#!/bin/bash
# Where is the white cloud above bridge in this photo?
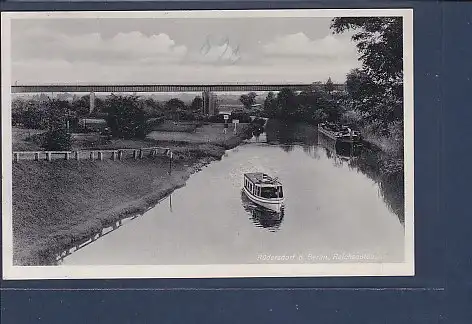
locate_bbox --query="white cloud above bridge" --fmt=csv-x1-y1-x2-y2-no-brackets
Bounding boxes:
11,17,361,85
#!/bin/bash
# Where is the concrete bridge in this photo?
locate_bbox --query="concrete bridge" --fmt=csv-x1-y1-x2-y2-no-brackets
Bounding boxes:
11,83,346,115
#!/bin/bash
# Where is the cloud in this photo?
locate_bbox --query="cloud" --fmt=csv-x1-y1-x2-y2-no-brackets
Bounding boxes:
262,32,357,59
11,27,361,84
13,29,187,64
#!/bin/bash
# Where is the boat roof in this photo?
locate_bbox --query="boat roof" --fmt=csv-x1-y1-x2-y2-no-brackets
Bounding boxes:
244,172,282,186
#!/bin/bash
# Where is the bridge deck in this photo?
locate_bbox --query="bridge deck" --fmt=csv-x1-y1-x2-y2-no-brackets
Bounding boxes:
11,83,345,93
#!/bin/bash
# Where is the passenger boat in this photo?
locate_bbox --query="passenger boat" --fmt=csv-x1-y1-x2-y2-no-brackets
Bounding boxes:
243,173,284,212
318,122,362,144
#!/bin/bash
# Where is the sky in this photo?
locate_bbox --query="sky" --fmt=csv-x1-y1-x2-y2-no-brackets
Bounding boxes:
11,17,361,85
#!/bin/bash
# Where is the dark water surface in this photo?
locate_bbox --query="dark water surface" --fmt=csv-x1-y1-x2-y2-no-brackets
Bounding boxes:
64,121,405,265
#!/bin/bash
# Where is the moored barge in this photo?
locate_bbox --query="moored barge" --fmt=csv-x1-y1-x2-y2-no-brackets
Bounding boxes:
318,122,362,144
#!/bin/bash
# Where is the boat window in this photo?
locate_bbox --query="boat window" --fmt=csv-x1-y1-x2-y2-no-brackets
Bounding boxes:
260,187,280,199
277,186,284,198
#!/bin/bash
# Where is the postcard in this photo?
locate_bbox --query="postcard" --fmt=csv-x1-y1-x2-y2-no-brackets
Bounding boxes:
1,9,414,279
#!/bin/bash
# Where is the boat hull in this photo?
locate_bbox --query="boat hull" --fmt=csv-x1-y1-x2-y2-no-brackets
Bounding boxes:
243,186,284,212
318,125,362,144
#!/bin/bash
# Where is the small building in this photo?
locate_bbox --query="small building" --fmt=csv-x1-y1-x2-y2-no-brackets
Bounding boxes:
78,118,107,132
218,110,232,116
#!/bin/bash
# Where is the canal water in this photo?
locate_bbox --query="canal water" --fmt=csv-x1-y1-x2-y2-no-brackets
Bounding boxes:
63,121,405,265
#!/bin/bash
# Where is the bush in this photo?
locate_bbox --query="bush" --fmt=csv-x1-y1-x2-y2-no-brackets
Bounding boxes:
252,117,266,127
105,95,147,139
42,129,72,151
231,112,252,123
387,120,404,155
340,110,363,127
208,114,225,123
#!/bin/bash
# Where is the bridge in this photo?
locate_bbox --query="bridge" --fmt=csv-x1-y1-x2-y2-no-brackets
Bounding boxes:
11,83,346,115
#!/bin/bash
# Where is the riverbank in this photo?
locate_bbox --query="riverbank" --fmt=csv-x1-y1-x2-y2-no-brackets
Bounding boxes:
11,123,253,265
356,130,404,223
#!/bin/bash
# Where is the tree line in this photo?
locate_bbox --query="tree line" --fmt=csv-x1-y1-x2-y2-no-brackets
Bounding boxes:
259,17,403,153
12,94,205,150
261,79,343,123
331,17,403,151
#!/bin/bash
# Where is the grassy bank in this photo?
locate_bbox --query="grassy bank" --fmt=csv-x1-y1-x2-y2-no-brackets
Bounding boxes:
11,123,253,265
12,128,45,151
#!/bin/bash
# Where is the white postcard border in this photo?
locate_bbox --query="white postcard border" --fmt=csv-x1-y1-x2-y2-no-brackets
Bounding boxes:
1,8,414,280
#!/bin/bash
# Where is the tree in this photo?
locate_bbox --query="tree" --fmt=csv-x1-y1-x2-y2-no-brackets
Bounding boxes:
331,17,403,131
324,77,335,94
263,92,277,117
239,92,257,108
331,17,403,97
42,99,72,150
190,96,203,112
105,95,147,139
346,69,377,101
71,95,91,117
276,88,298,120
140,97,163,118
165,98,187,121
12,99,48,129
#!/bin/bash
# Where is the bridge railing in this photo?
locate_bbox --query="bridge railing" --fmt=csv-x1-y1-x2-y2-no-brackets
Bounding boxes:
12,147,172,162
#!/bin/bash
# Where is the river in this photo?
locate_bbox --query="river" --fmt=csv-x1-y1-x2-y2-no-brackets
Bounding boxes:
63,120,405,265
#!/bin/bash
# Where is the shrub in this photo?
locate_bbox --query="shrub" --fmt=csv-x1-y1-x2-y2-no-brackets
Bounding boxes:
105,95,147,139
42,128,72,151
340,110,363,127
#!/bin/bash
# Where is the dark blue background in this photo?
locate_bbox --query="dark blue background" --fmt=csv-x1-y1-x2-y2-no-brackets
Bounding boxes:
1,0,470,322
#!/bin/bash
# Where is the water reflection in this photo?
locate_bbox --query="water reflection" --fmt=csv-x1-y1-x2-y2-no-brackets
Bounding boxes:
317,134,361,169
240,190,284,232
317,131,404,224
317,133,361,160
347,149,404,223
265,119,404,224
265,120,317,146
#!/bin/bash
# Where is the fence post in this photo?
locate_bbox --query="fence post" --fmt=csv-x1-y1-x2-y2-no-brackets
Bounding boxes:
118,151,123,160
112,151,116,161
65,152,69,160
98,151,102,161
75,151,80,161
47,152,51,161
133,150,137,160
139,149,143,159
34,152,39,161
90,152,94,161
14,153,19,162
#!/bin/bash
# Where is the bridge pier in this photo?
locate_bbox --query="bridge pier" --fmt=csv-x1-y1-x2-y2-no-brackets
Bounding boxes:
89,92,95,114
202,90,217,116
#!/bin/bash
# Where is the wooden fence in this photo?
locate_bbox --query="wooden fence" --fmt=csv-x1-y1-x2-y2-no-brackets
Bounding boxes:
12,147,172,162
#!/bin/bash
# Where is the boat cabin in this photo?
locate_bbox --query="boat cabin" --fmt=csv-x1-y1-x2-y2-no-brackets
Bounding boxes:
244,173,283,199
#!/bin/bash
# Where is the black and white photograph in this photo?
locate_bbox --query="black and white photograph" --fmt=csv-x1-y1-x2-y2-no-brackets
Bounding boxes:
1,9,414,279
